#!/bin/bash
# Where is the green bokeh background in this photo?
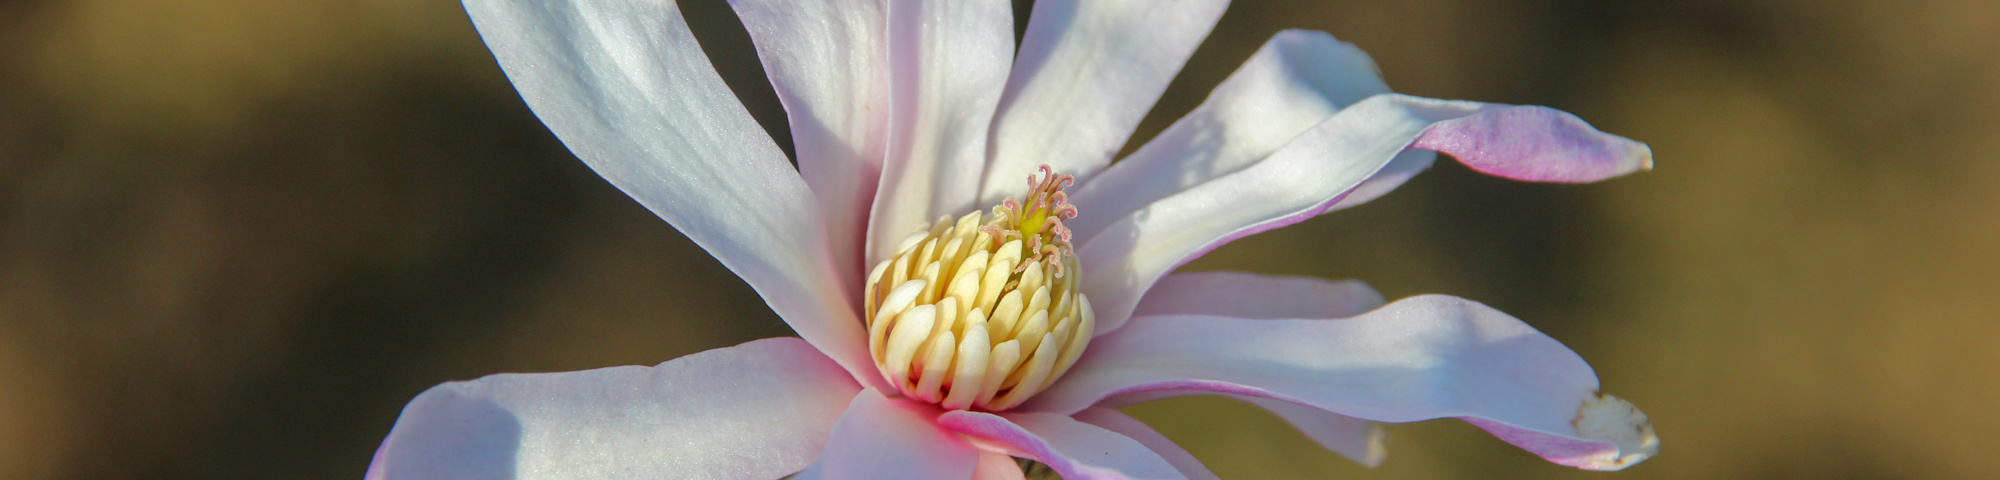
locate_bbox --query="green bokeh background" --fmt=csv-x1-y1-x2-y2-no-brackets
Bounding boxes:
3,0,1996,478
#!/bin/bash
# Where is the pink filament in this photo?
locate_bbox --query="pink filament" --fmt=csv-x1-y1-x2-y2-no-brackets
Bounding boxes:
992,165,1082,278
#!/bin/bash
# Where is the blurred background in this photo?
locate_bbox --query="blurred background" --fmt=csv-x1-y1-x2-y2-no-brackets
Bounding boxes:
2,0,1996,478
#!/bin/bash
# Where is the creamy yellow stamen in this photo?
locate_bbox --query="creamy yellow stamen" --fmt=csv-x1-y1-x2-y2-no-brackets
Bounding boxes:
863,166,1092,411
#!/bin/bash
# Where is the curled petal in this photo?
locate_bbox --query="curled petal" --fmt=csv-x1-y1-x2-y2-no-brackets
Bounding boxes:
1068,30,1390,246
367,338,860,480
1025,295,1658,471
1321,148,1435,211
463,0,879,388
1077,94,1650,335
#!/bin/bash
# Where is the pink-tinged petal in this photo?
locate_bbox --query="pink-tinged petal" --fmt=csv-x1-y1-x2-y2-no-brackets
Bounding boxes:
1069,30,1389,245
939,411,1187,480
1332,103,1654,208
1134,271,1385,320
972,452,1028,480
865,0,1014,267
1026,295,1659,471
729,0,891,292
979,0,1230,203
1077,95,1650,335
368,338,860,480
1413,106,1653,183
794,388,980,480
463,0,880,388
365,442,388,480
1122,271,1389,466
1071,408,1220,480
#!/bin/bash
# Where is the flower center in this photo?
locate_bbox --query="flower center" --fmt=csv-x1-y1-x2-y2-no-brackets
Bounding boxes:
863,166,1093,411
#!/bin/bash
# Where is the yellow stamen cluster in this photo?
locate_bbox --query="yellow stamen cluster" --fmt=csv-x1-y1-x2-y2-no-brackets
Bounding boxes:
863,167,1092,411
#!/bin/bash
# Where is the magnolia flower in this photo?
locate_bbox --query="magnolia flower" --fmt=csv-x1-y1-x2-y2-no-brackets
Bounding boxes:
367,0,1660,478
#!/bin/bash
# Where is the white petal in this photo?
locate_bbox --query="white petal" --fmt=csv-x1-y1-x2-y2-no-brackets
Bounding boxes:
1133,271,1385,320
463,0,879,386
1077,94,1648,335
866,0,1014,267
979,0,1230,203
938,411,1187,480
1322,148,1435,211
730,0,892,290
794,388,980,480
367,338,860,480
1119,271,1388,465
1071,408,1220,480
1068,30,1389,245
1024,295,1658,471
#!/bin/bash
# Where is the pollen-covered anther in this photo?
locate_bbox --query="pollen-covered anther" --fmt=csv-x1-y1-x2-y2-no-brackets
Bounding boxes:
863,166,1092,411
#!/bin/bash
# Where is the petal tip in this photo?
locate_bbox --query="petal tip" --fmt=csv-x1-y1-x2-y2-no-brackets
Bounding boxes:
1572,392,1658,471
1415,104,1656,183
1635,144,1655,172
1360,422,1390,468
1621,137,1655,173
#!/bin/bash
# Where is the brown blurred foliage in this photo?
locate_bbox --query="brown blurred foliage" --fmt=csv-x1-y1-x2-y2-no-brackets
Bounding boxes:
2,0,1997,479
